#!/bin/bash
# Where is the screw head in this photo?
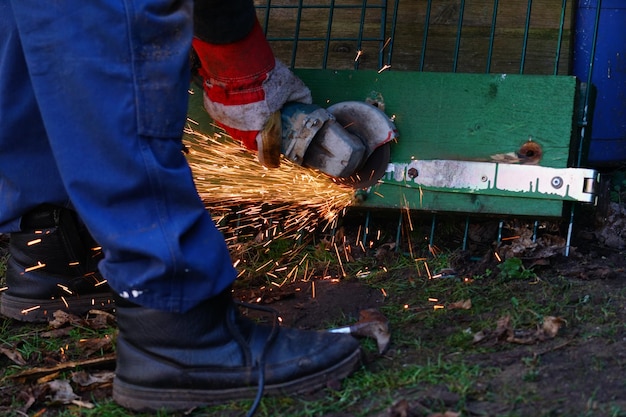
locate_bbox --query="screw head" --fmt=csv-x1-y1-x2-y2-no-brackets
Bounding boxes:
551,176,564,189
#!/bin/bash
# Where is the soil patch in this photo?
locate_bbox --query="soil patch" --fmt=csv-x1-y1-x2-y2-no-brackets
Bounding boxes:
1,203,626,416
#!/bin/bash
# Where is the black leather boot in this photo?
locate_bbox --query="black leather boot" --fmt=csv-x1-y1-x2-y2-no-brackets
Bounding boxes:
113,291,362,413
0,204,113,322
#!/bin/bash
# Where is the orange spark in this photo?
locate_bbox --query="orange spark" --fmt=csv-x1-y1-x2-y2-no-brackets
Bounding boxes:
21,305,41,314
24,262,46,273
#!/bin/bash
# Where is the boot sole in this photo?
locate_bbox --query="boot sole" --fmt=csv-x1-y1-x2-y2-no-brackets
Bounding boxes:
0,292,114,322
112,347,361,412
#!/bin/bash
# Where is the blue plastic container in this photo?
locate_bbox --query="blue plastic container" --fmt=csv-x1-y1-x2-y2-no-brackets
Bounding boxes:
573,0,626,167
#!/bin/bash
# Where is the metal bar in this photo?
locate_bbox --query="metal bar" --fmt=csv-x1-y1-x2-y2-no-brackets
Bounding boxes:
322,0,337,69
532,220,539,242
577,0,603,167
565,205,575,256
486,0,499,73
520,0,533,74
385,0,400,66
429,214,436,250
354,0,369,70
462,216,470,251
395,212,403,253
260,0,272,35
267,36,384,42
257,3,385,13
497,220,504,244
362,210,371,249
377,0,387,69
567,2,602,257
256,0,388,68
290,0,305,69
419,0,433,72
258,3,385,10
553,0,568,75
453,0,466,73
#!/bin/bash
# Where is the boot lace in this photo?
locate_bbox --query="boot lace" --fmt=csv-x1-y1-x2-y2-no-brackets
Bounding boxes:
228,300,280,417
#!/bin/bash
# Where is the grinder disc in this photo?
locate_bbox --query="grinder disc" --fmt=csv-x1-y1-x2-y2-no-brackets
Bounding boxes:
336,143,390,188
326,101,396,189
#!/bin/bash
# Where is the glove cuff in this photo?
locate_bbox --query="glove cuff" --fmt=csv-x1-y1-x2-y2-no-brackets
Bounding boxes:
192,19,274,81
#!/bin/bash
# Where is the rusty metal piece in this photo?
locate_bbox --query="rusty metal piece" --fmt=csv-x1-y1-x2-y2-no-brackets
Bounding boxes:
517,140,543,164
489,139,543,165
329,308,390,354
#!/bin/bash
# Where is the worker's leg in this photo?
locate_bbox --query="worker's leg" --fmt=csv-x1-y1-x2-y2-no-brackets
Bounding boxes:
0,2,112,321
5,0,361,411
0,2,70,229
9,0,236,313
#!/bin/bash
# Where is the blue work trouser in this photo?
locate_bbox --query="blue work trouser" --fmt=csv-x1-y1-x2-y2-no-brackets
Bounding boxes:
0,0,237,312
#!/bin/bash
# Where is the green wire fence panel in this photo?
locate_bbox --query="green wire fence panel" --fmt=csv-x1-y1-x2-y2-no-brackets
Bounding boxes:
256,0,573,75
256,0,394,70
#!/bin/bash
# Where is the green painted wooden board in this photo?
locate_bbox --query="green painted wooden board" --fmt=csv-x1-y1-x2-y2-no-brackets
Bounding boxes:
295,69,579,217
295,70,577,167
185,70,580,217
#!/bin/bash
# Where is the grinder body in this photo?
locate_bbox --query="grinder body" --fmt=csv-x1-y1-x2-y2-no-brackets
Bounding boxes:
279,101,397,188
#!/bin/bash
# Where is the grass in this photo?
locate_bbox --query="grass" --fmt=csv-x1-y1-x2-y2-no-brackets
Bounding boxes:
1,225,626,416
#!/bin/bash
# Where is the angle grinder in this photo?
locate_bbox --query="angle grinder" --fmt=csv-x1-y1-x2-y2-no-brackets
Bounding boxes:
278,101,397,189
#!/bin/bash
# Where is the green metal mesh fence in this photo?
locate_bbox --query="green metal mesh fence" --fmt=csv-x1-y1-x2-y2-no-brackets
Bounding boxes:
255,0,575,75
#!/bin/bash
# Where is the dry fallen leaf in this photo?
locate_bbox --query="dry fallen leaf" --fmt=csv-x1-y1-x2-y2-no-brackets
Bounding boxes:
351,309,391,354
78,335,114,356
541,316,566,338
387,399,409,417
48,310,84,329
472,330,488,344
46,379,80,404
495,315,513,340
0,346,27,365
87,309,116,329
475,314,565,346
72,370,115,387
40,328,73,338
46,379,95,409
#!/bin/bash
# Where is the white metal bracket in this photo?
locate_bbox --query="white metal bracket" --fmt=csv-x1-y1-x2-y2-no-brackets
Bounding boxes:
384,160,599,204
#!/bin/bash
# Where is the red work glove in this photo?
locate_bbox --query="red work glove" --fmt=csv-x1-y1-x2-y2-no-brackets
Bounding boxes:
192,19,312,167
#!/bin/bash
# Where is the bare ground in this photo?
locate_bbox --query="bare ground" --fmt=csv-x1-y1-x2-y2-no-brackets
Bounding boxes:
234,201,626,417
0,200,625,416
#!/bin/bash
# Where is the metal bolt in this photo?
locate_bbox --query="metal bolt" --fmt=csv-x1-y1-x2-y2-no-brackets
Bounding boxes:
481,175,488,182
407,167,418,179
551,176,563,189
